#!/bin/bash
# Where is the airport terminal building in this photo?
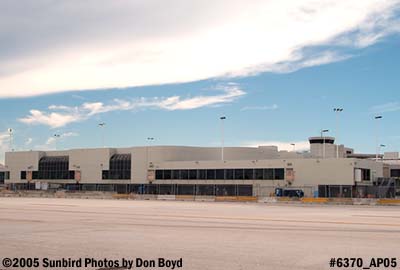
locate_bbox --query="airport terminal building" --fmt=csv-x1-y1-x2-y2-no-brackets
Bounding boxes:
2,136,399,198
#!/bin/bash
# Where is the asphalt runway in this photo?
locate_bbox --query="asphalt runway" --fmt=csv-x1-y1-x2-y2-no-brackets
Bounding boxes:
0,198,399,270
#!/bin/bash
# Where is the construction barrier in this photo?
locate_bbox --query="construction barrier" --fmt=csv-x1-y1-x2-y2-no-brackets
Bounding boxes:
301,198,329,203
377,199,400,205
112,194,130,199
215,196,239,202
175,195,195,201
194,196,215,202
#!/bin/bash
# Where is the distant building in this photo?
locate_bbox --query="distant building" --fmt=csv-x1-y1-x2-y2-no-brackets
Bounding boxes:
3,136,399,198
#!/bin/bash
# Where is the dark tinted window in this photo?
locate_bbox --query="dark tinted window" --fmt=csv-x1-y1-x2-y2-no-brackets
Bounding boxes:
109,154,131,179
244,169,254,180
198,169,206,179
234,169,244,180
37,156,71,180
172,170,180,179
163,170,172,180
216,169,225,179
225,169,234,179
255,169,263,180
156,170,163,180
391,169,400,178
21,171,27,180
189,170,197,180
180,169,189,179
274,168,285,180
264,169,274,180
207,169,216,180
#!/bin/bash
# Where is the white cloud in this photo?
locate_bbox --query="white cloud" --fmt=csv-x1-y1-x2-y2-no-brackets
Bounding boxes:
241,104,279,111
19,84,245,128
370,102,400,113
243,141,310,152
0,0,399,98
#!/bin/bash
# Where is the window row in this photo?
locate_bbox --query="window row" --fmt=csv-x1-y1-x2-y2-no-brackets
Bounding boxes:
102,170,131,180
21,170,76,180
155,168,285,180
102,154,132,180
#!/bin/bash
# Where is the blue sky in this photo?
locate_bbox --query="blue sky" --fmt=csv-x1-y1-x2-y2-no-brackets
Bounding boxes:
1,1,400,163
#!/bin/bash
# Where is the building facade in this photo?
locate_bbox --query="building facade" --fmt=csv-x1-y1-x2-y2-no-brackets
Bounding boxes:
4,136,395,198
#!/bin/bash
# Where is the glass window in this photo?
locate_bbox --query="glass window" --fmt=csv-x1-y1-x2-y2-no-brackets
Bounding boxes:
180,169,189,179
21,171,27,180
264,169,274,180
109,154,131,180
361,169,371,181
238,185,253,196
189,169,197,180
207,169,216,180
38,156,70,180
254,169,263,180
198,169,206,179
225,169,234,179
244,169,254,180
155,170,163,180
163,170,172,180
234,169,244,180
274,168,285,180
172,170,180,179
216,169,225,179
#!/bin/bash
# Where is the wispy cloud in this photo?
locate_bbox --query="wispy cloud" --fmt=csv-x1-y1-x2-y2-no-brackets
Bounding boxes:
243,140,310,152
0,1,399,98
370,102,400,113
241,104,279,111
19,84,245,128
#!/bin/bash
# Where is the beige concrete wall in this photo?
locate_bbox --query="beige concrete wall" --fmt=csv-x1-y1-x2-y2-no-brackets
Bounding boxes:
153,158,382,187
4,146,384,187
69,148,114,183
5,151,44,181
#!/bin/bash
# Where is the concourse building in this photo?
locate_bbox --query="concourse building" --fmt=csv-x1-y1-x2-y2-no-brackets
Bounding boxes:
2,136,398,198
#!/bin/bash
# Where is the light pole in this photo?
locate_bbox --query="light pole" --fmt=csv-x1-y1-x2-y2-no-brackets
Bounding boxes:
7,128,13,152
220,116,226,161
375,116,383,161
53,134,60,150
333,108,343,158
98,122,106,148
379,144,386,161
290,143,296,152
146,137,154,168
321,129,329,159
